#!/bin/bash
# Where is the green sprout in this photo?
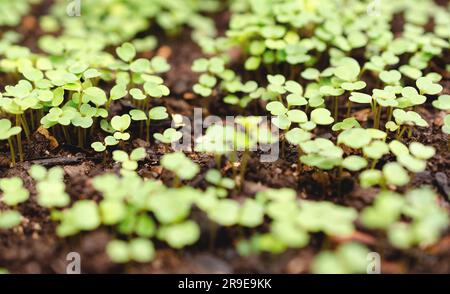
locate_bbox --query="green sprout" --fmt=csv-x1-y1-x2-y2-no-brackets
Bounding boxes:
299,138,343,170
111,114,132,141
107,238,155,263
112,147,147,175
29,165,70,208
0,177,29,206
0,210,22,229
311,242,370,274
161,152,200,186
0,118,22,165
153,128,182,145
56,200,101,237
432,94,450,110
205,169,235,190
129,106,169,142
158,220,201,249
362,187,449,249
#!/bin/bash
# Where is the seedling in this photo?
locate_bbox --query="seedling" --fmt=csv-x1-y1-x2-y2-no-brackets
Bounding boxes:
160,152,200,186
362,187,449,249
29,165,70,208
312,242,370,274
91,136,119,159
111,114,131,141
56,200,100,237
107,238,156,263
0,177,29,206
0,119,22,165
153,128,182,145
129,106,169,142
0,210,22,229
158,220,200,249
112,147,147,175
432,94,450,110
299,138,343,170
205,169,235,190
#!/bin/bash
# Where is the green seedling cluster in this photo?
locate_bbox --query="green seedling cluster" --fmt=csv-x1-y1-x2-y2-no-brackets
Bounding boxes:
0,0,449,274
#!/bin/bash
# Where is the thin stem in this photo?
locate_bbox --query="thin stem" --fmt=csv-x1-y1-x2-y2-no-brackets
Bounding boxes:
62,126,71,144
333,97,339,121
387,107,393,123
8,138,16,166
215,154,222,169
20,114,30,140
30,111,35,131
346,100,352,118
15,115,24,162
146,119,151,143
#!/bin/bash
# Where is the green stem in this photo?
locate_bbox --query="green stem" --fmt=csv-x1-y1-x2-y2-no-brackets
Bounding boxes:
215,154,222,169
8,138,16,166
20,114,30,140
387,107,393,123
146,119,151,143
62,126,71,145
15,115,24,161
346,100,352,118
407,126,412,138
333,97,339,121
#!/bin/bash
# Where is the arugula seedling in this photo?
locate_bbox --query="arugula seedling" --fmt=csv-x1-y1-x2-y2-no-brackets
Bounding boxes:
205,169,235,190
153,128,182,145
161,152,200,186
112,147,146,175
0,210,22,229
109,114,131,141
129,106,169,142
29,165,70,208
0,177,29,206
157,220,200,249
432,94,450,110
0,119,22,165
56,200,101,237
312,242,370,274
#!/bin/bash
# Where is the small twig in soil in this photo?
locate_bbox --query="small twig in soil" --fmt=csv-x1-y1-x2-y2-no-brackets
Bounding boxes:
27,156,86,167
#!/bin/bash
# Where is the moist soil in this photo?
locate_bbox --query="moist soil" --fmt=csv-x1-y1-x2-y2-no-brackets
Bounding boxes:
0,2,449,274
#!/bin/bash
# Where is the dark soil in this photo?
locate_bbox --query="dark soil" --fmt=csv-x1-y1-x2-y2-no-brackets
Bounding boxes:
0,2,449,274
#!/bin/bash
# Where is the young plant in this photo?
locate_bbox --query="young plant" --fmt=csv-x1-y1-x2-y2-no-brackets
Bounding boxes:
107,238,155,264
311,242,370,274
0,177,29,206
0,119,22,165
55,200,101,237
0,210,22,229
28,165,70,208
112,147,147,176
160,152,200,186
129,106,169,142
153,127,182,147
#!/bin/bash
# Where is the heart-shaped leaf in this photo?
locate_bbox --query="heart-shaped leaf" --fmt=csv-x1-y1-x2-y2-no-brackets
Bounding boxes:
116,43,136,62
310,108,334,125
149,106,168,120
266,101,287,116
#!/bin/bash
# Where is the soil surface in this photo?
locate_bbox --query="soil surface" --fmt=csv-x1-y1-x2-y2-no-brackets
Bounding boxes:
0,1,449,274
